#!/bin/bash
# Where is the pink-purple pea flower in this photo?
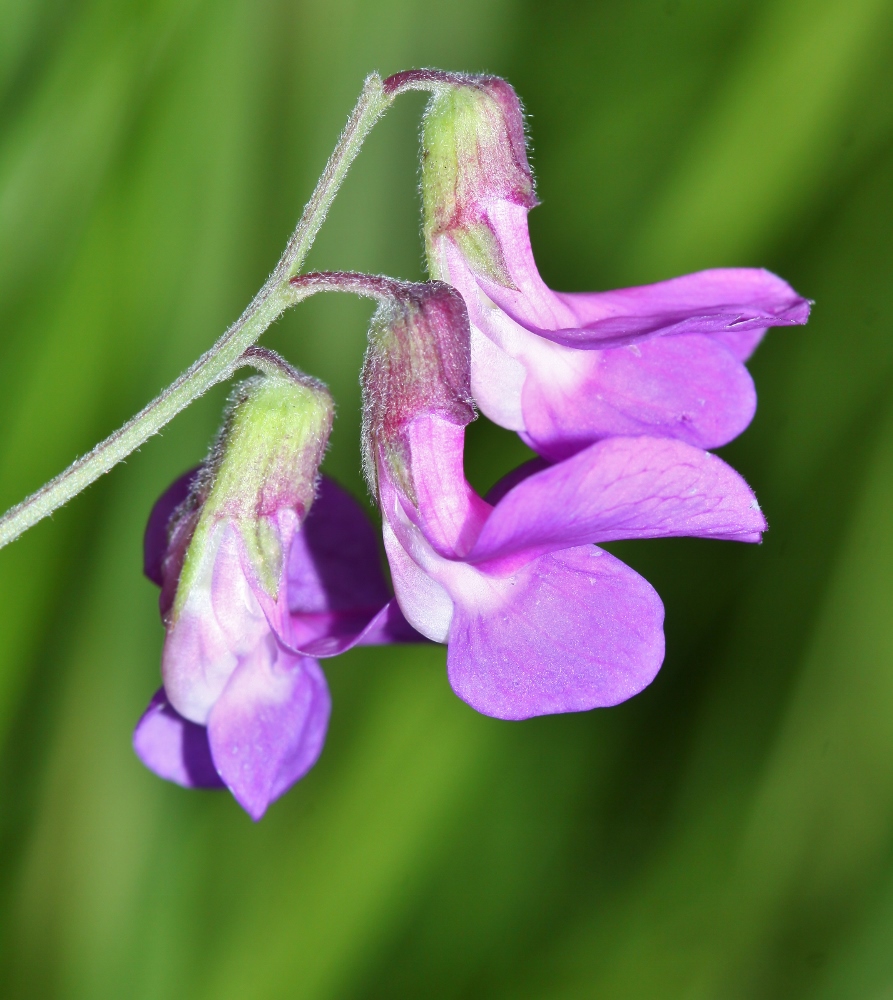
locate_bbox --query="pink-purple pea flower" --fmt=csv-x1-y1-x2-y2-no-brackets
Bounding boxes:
353,275,767,719
134,357,417,819
397,70,811,461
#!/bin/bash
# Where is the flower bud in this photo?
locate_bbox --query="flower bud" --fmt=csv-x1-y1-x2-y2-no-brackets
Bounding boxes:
421,75,537,286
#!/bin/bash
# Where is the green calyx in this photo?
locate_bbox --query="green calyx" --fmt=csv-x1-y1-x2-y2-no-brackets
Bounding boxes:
451,222,515,287
205,372,333,521
174,369,334,614
420,79,535,286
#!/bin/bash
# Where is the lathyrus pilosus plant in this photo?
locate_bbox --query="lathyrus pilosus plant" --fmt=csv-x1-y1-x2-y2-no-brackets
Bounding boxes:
0,69,810,818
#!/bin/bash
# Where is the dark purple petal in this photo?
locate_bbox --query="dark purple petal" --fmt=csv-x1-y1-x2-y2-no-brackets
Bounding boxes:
447,546,665,719
143,468,199,586
287,476,390,613
207,636,330,820
521,332,757,458
132,688,225,789
470,436,766,565
486,266,811,350
275,477,427,654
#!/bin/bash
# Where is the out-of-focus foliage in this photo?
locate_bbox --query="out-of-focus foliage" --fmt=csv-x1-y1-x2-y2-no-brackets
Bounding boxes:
1,0,893,996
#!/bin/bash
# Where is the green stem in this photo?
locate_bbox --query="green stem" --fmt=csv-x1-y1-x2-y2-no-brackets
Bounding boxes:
0,72,392,551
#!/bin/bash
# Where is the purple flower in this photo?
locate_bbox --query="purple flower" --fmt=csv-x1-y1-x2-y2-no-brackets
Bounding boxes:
405,71,811,460
359,277,767,719
134,358,417,819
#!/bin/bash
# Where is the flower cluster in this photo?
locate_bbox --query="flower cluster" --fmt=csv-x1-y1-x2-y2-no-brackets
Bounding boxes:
134,72,809,817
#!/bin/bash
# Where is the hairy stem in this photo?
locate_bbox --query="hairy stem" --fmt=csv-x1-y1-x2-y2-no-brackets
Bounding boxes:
0,73,392,550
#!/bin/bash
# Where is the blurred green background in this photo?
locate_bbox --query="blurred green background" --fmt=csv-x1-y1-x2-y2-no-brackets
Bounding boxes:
2,0,893,996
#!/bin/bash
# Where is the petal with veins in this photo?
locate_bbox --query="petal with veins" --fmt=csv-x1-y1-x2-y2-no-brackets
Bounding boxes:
519,333,757,459
471,436,766,565
447,545,665,720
